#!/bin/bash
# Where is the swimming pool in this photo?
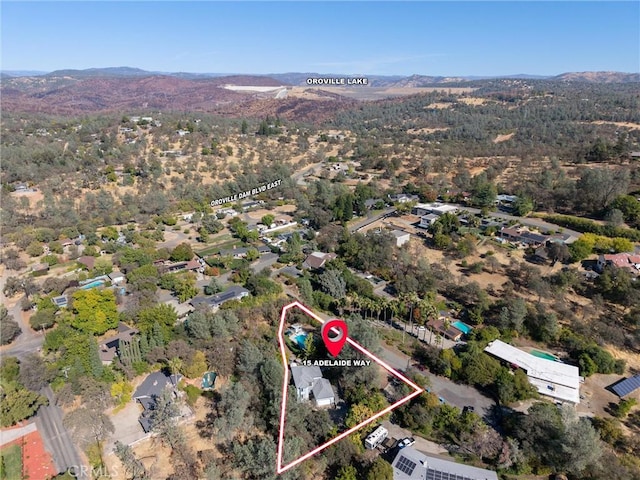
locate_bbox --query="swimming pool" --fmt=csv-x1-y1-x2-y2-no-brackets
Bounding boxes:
531,349,559,362
80,280,105,290
452,320,472,335
292,333,308,349
201,371,217,389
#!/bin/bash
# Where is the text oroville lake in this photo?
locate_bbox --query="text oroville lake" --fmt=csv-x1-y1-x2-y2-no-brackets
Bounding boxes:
301,359,372,367
210,179,283,207
306,77,369,85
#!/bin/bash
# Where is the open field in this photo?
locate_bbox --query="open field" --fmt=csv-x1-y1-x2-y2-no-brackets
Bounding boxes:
0,444,22,480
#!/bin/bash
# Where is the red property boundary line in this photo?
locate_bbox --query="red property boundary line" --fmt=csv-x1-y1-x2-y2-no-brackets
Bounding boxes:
276,301,424,474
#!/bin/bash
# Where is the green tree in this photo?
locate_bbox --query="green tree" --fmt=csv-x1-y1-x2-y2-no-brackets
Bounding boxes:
0,383,47,427
261,214,275,227
335,465,358,480
25,241,44,257
0,306,21,345
136,304,177,341
204,277,222,295
366,457,393,480
513,196,534,216
170,242,194,261
71,289,118,335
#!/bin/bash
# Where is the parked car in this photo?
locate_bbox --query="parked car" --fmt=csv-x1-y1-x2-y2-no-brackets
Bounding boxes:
397,437,415,449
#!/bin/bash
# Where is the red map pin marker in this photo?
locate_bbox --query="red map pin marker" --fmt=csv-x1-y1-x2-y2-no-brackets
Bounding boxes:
321,319,348,357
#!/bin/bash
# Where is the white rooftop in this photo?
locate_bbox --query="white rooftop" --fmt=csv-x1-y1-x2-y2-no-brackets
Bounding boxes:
415,202,458,215
484,340,580,403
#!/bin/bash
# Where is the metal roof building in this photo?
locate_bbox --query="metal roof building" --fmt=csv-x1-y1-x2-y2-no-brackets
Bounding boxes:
392,447,498,480
484,340,581,403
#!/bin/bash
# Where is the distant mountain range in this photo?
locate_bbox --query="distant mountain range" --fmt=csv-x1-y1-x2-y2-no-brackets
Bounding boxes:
1,67,638,121
2,67,639,85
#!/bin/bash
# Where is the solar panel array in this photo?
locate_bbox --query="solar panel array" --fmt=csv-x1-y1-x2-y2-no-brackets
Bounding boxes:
426,469,474,480
396,456,417,476
612,375,640,397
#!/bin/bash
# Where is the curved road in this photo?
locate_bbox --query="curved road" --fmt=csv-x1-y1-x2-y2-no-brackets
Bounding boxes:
0,269,45,360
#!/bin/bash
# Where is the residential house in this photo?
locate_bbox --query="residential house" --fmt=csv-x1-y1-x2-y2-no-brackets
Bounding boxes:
98,322,139,365
390,230,410,247
189,286,250,310
499,227,547,247
413,202,458,217
597,253,640,275
312,378,336,407
291,365,322,402
61,239,75,250
388,193,419,204
219,247,250,259
156,259,201,274
290,364,336,407
392,447,498,480
495,194,518,206
427,317,463,342
51,295,68,308
133,371,182,433
31,263,49,275
364,198,384,210
77,256,96,270
520,231,548,246
108,272,126,285
548,232,579,245
485,339,581,404
241,200,264,211
302,252,337,270
418,213,439,229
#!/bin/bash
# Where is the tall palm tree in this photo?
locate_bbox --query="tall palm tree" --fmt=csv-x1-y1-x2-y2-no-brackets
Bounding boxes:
388,298,400,327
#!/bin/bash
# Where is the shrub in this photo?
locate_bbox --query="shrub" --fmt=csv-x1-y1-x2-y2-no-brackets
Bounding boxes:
183,384,202,406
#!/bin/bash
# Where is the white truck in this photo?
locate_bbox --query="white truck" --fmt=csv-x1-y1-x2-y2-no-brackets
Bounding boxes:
364,426,388,450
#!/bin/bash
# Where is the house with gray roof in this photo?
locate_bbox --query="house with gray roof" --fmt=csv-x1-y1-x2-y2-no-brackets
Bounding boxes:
392,447,498,480
290,364,335,407
133,371,182,433
189,285,250,310
311,378,336,407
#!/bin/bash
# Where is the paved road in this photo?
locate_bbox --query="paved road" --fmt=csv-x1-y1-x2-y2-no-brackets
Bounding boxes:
36,386,84,476
0,268,45,359
0,422,37,447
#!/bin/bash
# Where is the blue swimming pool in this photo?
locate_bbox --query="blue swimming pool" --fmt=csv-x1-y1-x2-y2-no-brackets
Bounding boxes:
293,333,308,348
80,280,105,290
531,349,559,362
452,320,472,335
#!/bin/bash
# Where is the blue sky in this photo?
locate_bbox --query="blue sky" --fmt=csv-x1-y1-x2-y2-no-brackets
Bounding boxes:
2,2,639,76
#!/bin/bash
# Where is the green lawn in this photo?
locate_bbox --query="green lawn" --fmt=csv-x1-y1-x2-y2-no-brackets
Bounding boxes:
0,444,22,480
197,239,245,257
